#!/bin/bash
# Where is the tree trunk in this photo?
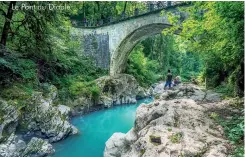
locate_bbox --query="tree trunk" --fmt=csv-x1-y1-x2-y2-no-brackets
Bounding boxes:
0,1,16,47
83,2,85,18
122,1,127,14
96,1,101,19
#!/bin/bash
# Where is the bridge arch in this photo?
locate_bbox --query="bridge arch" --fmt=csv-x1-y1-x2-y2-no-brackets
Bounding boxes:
110,23,172,75
71,4,187,76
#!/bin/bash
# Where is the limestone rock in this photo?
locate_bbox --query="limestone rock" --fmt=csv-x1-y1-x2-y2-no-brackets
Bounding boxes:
0,134,55,157
104,129,137,157
70,97,94,116
104,133,126,157
21,91,78,142
22,137,55,157
0,100,19,142
205,90,221,102
0,134,26,157
153,82,165,95
153,83,221,103
58,105,71,118
96,74,139,107
70,74,153,115
136,86,152,99
100,96,113,108
104,99,228,157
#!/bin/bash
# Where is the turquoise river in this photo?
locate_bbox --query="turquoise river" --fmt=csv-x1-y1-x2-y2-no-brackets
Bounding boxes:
52,98,153,157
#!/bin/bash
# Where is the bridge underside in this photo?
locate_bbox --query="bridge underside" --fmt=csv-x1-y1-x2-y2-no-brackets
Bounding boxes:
74,5,187,76
110,23,172,76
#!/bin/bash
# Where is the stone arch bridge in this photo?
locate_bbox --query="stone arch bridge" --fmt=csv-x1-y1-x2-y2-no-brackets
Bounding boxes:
71,3,188,76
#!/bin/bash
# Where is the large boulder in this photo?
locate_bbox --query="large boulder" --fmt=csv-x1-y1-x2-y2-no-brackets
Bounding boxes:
104,129,137,157
22,137,55,157
104,99,228,157
96,74,139,106
69,97,94,116
153,83,221,103
0,134,54,157
153,82,165,95
20,86,78,142
69,74,153,115
136,87,153,99
0,134,26,157
0,100,19,142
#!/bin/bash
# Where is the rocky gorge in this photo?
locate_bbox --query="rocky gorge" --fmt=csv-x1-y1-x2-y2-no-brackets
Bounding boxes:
0,74,241,157
104,83,242,157
0,74,152,157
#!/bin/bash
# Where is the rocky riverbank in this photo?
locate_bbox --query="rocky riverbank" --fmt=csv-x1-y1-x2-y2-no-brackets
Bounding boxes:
69,74,153,116
0,85,78,157
104,83,240,157
0,74,152,157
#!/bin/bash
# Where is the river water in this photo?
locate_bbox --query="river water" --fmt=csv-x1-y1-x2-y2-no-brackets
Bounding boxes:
52,98,153,157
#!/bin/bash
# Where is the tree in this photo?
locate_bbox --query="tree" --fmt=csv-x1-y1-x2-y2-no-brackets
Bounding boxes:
164,2,244,96
0,1,16,47
122,1,127,15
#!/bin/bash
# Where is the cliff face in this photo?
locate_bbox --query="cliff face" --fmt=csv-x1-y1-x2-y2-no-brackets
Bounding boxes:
0,85,78,157
104,84,233,157
96,74,153,107
70,74,153,116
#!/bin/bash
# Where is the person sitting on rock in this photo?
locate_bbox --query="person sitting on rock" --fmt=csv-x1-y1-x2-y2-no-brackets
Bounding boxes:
164,69,173,90
173,76,181,86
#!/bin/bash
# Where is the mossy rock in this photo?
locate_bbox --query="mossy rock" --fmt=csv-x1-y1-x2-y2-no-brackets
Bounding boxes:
102,79,116,94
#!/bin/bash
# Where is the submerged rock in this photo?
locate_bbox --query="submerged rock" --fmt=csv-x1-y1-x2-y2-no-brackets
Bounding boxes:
104,98,228,157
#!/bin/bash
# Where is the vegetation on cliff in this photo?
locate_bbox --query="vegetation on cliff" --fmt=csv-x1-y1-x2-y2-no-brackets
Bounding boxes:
0,2,243,156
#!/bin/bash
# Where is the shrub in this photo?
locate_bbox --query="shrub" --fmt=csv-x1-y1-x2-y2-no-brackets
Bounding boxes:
69,80,101,99
168,132,183,143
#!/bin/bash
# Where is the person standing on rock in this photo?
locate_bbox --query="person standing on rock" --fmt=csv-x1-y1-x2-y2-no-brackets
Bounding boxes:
164,69,173,90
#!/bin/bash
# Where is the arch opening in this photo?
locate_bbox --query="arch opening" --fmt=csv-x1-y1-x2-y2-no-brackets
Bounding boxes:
109,23,173,76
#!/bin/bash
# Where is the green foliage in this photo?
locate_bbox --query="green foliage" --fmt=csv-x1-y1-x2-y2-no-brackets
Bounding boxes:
229,147,244,157
0,2,107,102
209,112,218,120
72,1,148,25
214,84,234,98
1,84,33,101
164,2,244,96
69,81,100,100
210,101,244,157
219,113,244,144
140,149,145,156
0,52,37,84
168,132,183,143
126,44,160,87
126,34,202,86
